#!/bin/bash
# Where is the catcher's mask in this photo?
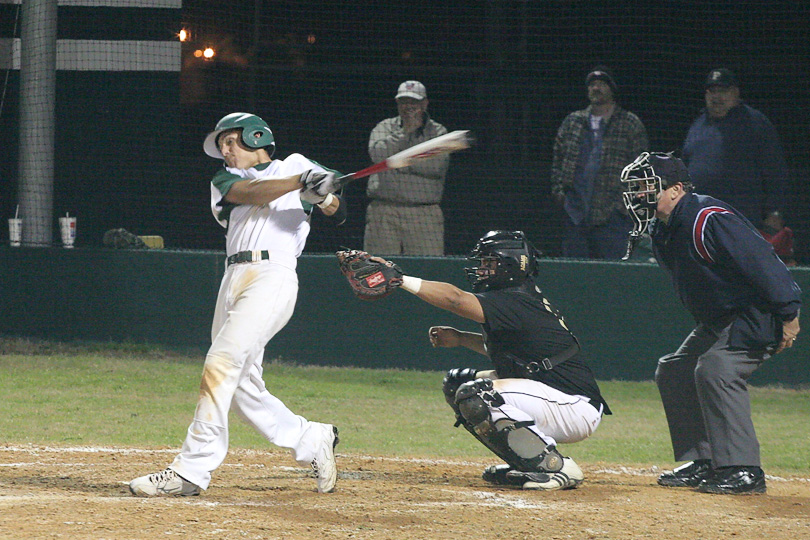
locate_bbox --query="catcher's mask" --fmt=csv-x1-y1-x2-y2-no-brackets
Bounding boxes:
620,152,692,243
203,112,276,159
465,230,541,292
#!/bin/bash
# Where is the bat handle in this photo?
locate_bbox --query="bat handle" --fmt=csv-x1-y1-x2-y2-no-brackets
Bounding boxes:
334,173,355,191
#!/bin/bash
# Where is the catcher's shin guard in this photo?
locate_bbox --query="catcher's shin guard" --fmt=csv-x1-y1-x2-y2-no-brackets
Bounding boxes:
455,379,563,473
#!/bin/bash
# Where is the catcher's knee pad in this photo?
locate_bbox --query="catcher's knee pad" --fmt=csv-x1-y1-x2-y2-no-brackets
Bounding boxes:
455,379,563,473
455,378,504,436
442,367,478,410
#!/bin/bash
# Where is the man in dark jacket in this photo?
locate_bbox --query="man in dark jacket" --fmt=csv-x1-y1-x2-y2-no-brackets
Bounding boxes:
621,152,801,495
682,68,788,227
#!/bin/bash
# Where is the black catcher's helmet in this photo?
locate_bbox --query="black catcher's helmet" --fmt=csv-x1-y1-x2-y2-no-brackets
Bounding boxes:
465,230,541,292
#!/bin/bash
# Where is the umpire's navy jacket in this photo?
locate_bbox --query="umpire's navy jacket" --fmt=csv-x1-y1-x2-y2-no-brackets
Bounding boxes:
650,192,801,351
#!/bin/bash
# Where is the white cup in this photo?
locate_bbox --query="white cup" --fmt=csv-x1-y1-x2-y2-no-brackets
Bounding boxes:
8,218,21,247
59,216,77,248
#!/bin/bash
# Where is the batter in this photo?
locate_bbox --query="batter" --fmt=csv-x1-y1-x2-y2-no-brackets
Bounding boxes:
130,112,344,496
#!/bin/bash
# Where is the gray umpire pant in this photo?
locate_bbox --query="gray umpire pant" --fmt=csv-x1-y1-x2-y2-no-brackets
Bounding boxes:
655,319,768,468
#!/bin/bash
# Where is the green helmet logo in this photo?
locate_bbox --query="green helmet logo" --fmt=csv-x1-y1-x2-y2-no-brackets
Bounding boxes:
203,112,275,159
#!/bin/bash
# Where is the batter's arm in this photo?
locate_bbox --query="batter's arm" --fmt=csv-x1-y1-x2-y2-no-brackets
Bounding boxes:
224,174,303,205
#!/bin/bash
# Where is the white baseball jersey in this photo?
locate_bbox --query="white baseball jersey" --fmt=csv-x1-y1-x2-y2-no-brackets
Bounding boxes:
210,153,326,260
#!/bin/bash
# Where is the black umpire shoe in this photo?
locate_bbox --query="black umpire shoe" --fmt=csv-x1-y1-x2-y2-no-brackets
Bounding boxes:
697,466,766,495
657,459,713,487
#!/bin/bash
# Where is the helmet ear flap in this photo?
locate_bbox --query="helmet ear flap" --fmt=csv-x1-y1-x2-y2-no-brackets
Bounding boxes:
242,127,275,157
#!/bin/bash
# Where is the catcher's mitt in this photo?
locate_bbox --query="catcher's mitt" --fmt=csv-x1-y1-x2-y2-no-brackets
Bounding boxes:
336,249,404,301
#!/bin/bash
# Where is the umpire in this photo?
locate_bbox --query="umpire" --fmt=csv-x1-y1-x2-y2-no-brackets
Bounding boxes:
620,152,801,494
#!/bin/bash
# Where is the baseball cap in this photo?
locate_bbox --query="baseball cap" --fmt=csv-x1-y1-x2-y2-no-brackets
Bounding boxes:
705,68,739,89
396,80,427,100
649,153,692,189
586,65,618,93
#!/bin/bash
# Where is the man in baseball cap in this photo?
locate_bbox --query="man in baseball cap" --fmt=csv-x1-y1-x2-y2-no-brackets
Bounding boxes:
364,80,450,256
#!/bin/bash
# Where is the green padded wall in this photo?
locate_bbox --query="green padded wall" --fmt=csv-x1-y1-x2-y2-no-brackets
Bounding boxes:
1,247,807,385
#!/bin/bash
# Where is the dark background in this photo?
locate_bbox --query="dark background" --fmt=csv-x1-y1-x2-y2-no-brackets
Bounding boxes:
1,0,808,259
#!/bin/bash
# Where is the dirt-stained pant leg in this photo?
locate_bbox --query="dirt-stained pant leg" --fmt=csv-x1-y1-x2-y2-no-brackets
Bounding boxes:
170,261,316,490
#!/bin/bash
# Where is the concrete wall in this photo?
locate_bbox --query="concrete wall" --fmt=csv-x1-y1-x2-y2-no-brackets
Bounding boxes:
1,247,807,385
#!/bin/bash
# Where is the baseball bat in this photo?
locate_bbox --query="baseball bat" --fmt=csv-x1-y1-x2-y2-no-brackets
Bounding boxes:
334,130,474,189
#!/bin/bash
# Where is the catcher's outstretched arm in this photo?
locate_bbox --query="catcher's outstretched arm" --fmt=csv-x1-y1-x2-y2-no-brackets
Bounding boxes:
403,279,485,323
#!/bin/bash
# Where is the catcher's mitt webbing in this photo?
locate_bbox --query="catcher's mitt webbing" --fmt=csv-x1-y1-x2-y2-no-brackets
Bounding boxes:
336,249,404,301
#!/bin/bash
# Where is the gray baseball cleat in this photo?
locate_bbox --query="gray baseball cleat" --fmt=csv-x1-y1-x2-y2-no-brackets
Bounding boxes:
308,423,339,493
129,468,201,497
506,457,584,491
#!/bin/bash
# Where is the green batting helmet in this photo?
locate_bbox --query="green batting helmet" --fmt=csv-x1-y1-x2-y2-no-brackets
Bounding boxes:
203,112,275,159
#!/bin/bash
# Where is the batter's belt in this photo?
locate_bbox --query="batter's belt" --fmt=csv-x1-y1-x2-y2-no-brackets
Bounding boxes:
227,250,271,266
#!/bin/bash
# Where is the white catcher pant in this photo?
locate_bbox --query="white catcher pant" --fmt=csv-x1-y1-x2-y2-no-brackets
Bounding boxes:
170,260,325,490
491,378,602,447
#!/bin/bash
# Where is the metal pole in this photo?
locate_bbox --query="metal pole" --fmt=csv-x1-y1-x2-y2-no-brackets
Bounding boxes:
19,0,57,247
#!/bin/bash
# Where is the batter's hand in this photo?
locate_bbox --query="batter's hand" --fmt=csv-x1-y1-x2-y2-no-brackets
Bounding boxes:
299,186,326,205
300,169,338,197
428,326,462,348
775,316,800,354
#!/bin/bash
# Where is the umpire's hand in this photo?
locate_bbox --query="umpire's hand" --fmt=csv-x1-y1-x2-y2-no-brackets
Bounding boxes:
776,316,800,354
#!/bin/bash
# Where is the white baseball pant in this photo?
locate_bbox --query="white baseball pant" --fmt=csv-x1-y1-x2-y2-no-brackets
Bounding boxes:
170,260,325,490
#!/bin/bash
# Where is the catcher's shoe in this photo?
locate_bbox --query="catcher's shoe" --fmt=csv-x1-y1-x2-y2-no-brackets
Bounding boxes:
129,468,200,497
482,464,523,486
507,457,584,491
306,423,339,493
657,459,713,488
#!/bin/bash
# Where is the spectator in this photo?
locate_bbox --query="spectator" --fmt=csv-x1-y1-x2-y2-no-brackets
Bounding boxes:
365,80,450,256
682,68,788,226
759,210,796,266
550,65,649,259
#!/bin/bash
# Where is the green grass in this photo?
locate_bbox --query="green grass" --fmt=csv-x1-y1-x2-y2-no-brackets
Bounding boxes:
1,339,808,475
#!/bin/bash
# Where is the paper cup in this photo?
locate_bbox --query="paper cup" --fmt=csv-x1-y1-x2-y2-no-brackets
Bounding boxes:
8,218,21,247
59,216,77,248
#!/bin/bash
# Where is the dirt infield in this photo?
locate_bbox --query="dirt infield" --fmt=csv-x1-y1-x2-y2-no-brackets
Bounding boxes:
1,446,808,540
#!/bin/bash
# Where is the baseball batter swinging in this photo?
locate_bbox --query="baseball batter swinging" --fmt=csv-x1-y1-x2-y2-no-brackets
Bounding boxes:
339,231,611,490
130,112,344,496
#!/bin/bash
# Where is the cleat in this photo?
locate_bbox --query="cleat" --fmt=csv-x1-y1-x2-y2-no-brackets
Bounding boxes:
508,457,584,491
129,468,200,497
309,423,339,493
657,459,713,488
482,464,522,486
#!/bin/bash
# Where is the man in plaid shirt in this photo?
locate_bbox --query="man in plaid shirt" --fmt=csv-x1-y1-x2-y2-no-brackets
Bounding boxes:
551,66,648,259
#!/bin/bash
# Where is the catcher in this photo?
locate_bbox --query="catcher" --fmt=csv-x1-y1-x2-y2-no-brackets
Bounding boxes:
336,231,611,490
